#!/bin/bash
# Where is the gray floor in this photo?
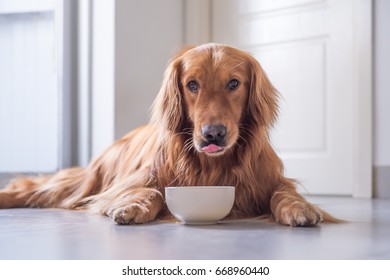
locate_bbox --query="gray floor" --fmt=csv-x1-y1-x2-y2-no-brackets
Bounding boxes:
0,196,389,260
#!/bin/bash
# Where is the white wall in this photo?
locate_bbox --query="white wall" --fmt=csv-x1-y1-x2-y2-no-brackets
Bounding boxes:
90,0,184,158
374,0,390,167
115,0,184,139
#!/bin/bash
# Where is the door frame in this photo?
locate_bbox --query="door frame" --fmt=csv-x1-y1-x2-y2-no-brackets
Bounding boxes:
351,0,372,198
57,0,79,169
185,0,372,198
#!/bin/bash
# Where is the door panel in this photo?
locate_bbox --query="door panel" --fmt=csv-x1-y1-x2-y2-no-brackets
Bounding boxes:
212,0,365,195
0,1,59,173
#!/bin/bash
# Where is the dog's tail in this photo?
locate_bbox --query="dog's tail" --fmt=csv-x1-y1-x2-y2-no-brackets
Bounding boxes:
0,167,96,209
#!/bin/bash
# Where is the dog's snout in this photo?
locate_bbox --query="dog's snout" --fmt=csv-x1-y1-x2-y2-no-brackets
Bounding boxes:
201,125,226,143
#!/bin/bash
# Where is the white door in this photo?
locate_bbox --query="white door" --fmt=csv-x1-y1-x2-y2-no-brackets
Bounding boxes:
212,0,372,197
0,0,71,181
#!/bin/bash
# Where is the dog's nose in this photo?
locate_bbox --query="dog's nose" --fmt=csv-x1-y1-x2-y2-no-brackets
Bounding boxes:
201,125,226,143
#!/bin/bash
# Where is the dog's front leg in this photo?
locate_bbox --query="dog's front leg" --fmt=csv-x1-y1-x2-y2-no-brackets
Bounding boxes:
86,169,164,225
105,188,164,225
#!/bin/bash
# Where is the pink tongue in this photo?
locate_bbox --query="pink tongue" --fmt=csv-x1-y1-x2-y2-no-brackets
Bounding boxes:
202,144,223,153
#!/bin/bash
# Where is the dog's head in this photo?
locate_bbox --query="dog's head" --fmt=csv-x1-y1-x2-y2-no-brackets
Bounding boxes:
152,43,278,157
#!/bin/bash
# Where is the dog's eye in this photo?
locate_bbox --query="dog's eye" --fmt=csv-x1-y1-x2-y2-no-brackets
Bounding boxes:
187,80,199,93
227,79,240,91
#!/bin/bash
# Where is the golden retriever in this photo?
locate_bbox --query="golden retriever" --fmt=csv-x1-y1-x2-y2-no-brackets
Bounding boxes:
0,43,337,226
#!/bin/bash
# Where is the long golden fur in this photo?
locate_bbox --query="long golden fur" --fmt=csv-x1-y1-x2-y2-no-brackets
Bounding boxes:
0,44,337,226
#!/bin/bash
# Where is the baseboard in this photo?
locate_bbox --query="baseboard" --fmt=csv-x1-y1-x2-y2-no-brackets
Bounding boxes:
0,173,14,189
373,166,390,199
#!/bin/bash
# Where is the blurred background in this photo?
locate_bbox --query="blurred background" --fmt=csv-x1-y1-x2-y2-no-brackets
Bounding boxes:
0,0,388,199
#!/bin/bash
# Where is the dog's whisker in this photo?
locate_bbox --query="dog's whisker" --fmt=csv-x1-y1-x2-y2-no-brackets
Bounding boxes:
174,131,192,137
183,139,195,154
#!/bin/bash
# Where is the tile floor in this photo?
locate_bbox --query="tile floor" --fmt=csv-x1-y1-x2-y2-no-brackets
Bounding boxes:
0,196,389,259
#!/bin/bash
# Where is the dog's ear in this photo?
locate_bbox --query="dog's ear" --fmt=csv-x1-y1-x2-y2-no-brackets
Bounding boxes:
246,54,279,129
151,46,195,133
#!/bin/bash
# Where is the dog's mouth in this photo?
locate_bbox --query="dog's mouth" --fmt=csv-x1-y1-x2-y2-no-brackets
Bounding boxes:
192,124,238,156
201,143,224,154
197,140,230,156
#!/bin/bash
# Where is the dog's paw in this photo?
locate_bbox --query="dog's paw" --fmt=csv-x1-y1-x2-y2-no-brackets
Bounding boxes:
108,202,155,224
274,200,323,227
106,190,163,225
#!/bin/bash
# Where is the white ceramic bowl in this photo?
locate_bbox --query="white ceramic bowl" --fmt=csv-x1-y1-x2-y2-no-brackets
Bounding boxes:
165,186,235,225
